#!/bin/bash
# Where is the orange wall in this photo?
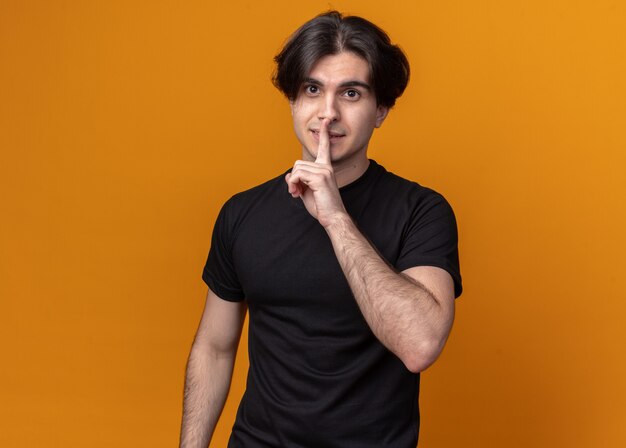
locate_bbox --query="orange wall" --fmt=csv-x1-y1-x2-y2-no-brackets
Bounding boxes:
1,1,625,447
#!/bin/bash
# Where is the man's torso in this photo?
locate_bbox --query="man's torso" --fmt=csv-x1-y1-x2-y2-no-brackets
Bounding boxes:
203,160,461,447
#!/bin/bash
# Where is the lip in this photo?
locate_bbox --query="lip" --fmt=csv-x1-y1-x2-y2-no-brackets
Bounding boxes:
310,129,346,141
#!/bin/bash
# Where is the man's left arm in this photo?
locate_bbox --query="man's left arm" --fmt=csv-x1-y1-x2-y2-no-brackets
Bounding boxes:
324,214,455,373
286,118,455,373
287,171,456,373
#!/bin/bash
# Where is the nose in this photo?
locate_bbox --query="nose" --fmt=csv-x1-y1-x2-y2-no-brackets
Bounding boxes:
318,95,340,123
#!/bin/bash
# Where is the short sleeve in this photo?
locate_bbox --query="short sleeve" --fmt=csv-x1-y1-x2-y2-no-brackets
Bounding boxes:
202,198,246,302
395,191,463,298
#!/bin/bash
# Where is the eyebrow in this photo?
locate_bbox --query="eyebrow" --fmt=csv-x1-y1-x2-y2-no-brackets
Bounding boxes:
304,77,372,91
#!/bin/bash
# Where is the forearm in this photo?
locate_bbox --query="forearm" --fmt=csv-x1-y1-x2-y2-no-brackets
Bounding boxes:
180,343,235,448
325,214,453,373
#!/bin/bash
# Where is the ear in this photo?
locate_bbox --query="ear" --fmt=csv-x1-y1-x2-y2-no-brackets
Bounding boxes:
375,105,389,128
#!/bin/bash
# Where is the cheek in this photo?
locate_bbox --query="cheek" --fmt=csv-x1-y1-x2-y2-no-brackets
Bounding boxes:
290,107,306,130
292,113,310,132
352,112,377,133
291,99,315,118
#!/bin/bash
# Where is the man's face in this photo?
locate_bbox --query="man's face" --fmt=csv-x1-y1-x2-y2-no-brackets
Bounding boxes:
290,52,388,167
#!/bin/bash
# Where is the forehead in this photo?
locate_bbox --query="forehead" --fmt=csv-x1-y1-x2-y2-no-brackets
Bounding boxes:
307,52,371,84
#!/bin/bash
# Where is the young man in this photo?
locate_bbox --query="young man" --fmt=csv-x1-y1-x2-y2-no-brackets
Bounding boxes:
180,11,462,448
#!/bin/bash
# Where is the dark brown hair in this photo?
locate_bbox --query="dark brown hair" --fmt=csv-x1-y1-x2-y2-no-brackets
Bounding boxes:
273,11,410,108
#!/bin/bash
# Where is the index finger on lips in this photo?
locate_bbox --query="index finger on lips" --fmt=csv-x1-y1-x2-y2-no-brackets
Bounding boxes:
315,118,331,165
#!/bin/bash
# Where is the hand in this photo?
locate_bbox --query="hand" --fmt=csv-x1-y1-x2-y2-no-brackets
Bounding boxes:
285,119,348,227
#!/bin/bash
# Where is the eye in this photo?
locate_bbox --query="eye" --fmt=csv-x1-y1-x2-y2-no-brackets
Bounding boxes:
304,84,319,95
343,89,361,100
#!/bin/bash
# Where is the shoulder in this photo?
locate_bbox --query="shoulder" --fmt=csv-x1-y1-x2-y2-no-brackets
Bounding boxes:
372,163,462,297
213,170,292,236
222,170,289,212
372,160,453,213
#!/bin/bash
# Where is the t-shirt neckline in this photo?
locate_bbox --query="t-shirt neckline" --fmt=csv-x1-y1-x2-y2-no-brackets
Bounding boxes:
339,159,380,193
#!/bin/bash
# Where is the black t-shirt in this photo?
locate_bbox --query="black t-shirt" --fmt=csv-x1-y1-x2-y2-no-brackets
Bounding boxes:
203,160,462,447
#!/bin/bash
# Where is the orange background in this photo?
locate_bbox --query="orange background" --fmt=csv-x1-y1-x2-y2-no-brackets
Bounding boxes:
1,1,625,447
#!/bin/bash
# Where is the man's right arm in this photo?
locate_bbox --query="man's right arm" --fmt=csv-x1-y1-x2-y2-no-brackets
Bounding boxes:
179,289,247,448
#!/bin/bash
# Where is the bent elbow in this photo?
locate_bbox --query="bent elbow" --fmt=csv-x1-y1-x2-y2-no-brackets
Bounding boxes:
403,354,436,374
402,339,445,374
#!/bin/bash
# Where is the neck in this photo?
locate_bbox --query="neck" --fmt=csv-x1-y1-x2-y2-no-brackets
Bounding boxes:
332,157,370,188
